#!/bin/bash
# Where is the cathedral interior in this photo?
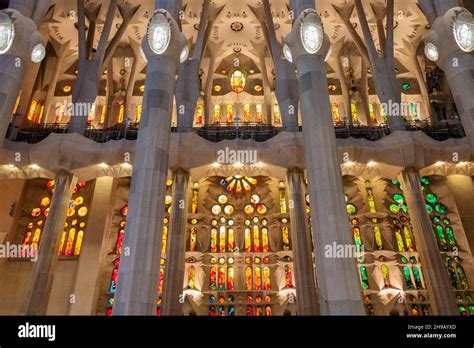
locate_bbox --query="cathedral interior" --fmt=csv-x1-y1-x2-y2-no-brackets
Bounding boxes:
0,0,473,317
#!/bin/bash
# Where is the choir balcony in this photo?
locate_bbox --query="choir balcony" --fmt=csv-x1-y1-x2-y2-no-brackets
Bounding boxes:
5,119,466,144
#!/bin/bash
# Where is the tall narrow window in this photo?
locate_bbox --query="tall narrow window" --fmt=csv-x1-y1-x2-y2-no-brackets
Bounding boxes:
118,103,125,124
244,228,251,253
28,100,38,121
209,267,217,290
332,103,340,122
218,267,226,290
262,228,269,253
214,105,221,123
369,103,376,124
210,228,217,253
256,104,263,123
219,226,226,253
189,227,197,252
285,265,293,288
243,104,251,123
381,264,391,288
263,266,271,290
254,267,262,290
227,267,235,290
253,225,260,252
273,104,281,124
136,104,142,123
351,103,358,123
364,180,377,213
187,266,195,289
195,104,204,125
245,266,253,290
226,104,233,123
228,228,235,252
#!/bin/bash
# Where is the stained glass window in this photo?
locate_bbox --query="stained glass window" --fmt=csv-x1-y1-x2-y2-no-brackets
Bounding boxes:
226,104,233,123
118,103,125,124
351,103,358,123
189,227,197,252
332,103,340,122
273,104,281,124
256,104,263,123
359,266,369,290
214,105,221,123
285,265,293,288
381,264,391,288
195,104,204,125
243,104,251,123
136,104,142,123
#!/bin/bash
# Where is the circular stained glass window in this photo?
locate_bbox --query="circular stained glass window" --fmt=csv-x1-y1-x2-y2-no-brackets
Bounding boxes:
67,207,75,217
351,218,359,226
253,217,259,224
211,219,218,226
75,197,84,206
191,219,197,225
44,208,49,217
306,194,310,204
346,204,357,215
218,195,228,205
37,220,43,226
261,219,268,226
400,256,408,263
435,203,447,214
265,295,272,303
255,295,262,303
71,219,78,226
209,295,216,304
31,208,41,217
245,257,252,264
27,222,34,229
426,194,437,204
165,195,172,205
393,194,404,204
210,257,217,264
246,295,253,302
257,204,267,215
228,257,234,265
391,179,399,185
121,206,128,216
46,180,55,188
282,218,288,224
244,205,255,215
254,257,261,264
78,207,88,217
218,257,226,265
40,197,50,207
219,217,226,224
443,218,450,225
263,256,270,264
224,205,234,215
80,222,86,228
401,205,408,214
211,205,222,215
420,177,430,185
433,216,440,223
245,219,251,226
251,194,260,204
425,204,433,214
371,218,377,224
389,204,400,213
228,219,234,226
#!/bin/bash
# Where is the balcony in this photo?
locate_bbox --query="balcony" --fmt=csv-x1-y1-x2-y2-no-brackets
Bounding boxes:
5,120,466,144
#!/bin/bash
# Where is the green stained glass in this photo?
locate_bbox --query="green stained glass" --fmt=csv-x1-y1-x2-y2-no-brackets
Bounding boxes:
435,203,447,214
402,204,408,214
435,224,448,251
447,265,459,289
360,266,369,290
391,179,399,185
374,226,383,250
394,227,405,252
390,204,400,213
403,266,414,290
443,218,450,225
422,305,430,316
420,177,430,185
456,266,469,290
381,264,391,287
433,215,441,223
347,203,356,215
409,256,417,264
425,204,433,213
468,306,474,315
426,193,437,204
400,256,408,263
393,194,404,204
412,266,423,289
353,227,363,251
459,306,467,315
445,227,457,249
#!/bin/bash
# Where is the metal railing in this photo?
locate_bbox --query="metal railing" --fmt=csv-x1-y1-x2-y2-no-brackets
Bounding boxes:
5,120,466,144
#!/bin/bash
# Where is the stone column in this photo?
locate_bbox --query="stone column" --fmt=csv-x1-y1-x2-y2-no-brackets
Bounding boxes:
287,168,319,315
24,170,78,315
113,6,186,315
285,9,364,315
68,177,115,315
399,168,458,315
422,6,474,144
0,4,48,140
161,169,190,315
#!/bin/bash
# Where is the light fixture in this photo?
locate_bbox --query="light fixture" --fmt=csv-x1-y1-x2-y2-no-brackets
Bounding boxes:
254,84,263,92
453,12,474,52
344,161,354,166
213,84,222,92
328,83,336,91
99,162,109,168
31,43,46,63
212,162,220,168
139,85,145,92
367,161,376,167
30,164,40,169
63,85,71,93
0,12,14,55
256,162,264,167
424,42,439,61
147,11,171,55
234,162,243,168
435,161,444,166
180,44,189,63
300,14,324,54
249,69,255,74
283,44,293,62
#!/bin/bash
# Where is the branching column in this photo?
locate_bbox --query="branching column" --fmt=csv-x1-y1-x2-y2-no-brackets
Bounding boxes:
399,168,458,315
285,8,364,315
287,168,319,315
161,169,190,315
113,5,186,315
24,170,78,315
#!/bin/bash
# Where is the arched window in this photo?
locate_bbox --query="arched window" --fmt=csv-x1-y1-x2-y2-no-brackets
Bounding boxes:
331,103,340,122
243,104,251,123
226,104,233,123
273,104,281,124
214,105,221,124
195,104,204,125
256,104,263,123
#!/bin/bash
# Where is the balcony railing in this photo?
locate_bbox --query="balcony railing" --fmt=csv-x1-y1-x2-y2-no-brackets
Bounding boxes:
5,120,466,145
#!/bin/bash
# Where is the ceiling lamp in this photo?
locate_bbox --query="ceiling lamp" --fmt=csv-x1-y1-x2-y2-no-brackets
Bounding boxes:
63,85,71,93
254,84,263,92
424,43,439,61
213,84,222,92
453,12,474,52
31,43,46,63
229,66,247,94
283,44,293,62
300,14,324,54
328,83,336,91
147,11,171,55
180,43,189,63
139,85,145,92
0,12,14,54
